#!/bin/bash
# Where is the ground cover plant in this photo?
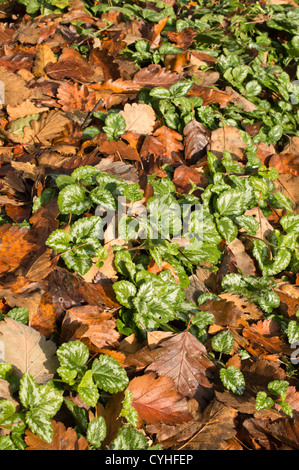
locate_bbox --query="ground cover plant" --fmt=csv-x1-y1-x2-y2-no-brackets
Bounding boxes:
0,0,298,450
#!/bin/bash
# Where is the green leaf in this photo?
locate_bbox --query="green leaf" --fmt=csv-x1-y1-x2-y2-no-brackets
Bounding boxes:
286,320,299,344
110,425,149,450
0,363,12,380
149,87,171,99
78,370,99,407
90,186,116,211
58,184,91,215
245,80,262,97
6,307,29,324
278,400,293,417
57,341,90,371
36,383,64,418
267,380,289,398
220,366,245,396
216,189,245,216
46,229,72,252
92,355,129,393
235,215,259,235
113,280,137,308
216,216,238,243
19,373,40,410
0,400,16,424
119,390,138,427
71,166,101,185
86,416,107,449
211,330,234,354
25,409,53,443
103,113,126,140
61,251,93,276
169,80,193,98
280,214,299,233
268,124,283,143
57,366,77,386
255,391,274,411
114,250,136,279
70,216,103,241
64,399,88,435
123,184,143,202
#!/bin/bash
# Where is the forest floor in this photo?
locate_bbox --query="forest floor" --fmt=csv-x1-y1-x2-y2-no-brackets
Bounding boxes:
0,0,299,451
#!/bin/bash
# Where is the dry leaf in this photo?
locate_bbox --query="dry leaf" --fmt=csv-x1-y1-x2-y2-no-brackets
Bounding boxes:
0,66,30,107
127,372,194,427
33,44,57,78
183,119,211,163
120,103,156,135
0,317,58,384
6,99,49,119
146,331,215,408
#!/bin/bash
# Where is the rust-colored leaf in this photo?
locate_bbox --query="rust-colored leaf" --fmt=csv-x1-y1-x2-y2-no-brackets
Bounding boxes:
127,372,193,427
146,331,215,408
57,82,97,113
45,47,95,82
167,28,197,49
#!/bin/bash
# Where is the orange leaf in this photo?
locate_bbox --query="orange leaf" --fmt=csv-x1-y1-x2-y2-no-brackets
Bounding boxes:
166,28,197,49
57,82,97,113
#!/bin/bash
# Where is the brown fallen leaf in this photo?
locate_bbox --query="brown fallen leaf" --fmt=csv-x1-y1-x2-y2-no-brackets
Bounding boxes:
172,165,209,194
57,82,97,113
241,319,293,360
268,153,299,176
120,103,156,135
208,125,247,160
45,47,96,82
0,317,58,384
133,64,181,87
59,304,121,353
25,420,89,450
127,372,194,428
0,66,30,107
183,119,211,163
0,224,36,277
153,125,184,165
32,43,57,78
146,331,215,408
180,399,238,450
6,99,49,119
166,28,197,50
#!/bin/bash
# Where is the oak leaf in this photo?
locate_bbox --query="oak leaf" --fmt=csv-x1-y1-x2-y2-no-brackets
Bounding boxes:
153,125,184,164
57,82,97,113
166,28,197,49
45,47,95,82
146,331,215,408
133,64,181,87
60,305,121,354
181,400,238,450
